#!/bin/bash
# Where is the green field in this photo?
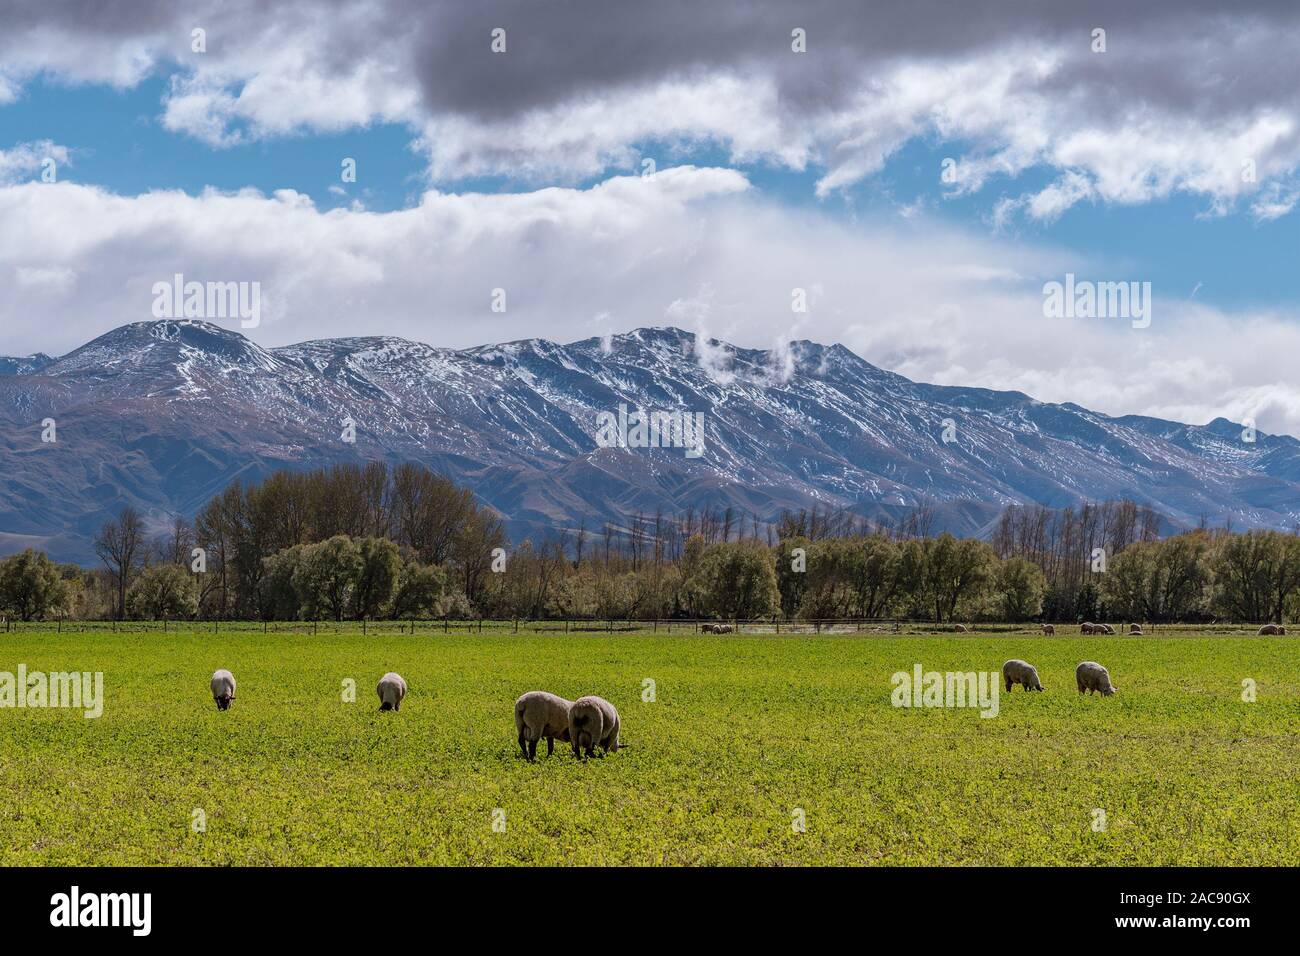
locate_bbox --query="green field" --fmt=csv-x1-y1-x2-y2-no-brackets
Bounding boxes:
1,628,1297,865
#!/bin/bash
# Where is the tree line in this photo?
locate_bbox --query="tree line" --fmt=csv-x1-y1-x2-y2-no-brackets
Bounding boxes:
2,467,1299,624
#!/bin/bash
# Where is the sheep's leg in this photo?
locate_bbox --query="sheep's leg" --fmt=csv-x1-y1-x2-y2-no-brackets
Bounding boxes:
527,737,538,760
518,729,528,759
546,736,554,757
1005,677,1013,693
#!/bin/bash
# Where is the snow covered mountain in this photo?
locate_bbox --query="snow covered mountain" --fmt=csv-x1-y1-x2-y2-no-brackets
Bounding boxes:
3,319,1299,563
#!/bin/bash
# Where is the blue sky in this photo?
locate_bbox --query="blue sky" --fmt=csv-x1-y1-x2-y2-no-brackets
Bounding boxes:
5,75,1297,318
5,0,1300,437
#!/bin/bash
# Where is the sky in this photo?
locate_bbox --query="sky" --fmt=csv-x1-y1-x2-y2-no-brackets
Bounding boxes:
3,1,1300,436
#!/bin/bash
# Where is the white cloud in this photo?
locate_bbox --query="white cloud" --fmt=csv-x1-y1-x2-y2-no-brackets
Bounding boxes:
0,141,69,185
4,168,1300,439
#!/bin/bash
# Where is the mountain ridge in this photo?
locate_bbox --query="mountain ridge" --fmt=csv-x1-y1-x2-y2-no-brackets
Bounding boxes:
2,319,1298,563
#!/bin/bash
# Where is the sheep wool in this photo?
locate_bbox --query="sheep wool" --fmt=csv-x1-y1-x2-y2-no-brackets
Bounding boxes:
210,669,236,711
377,672,408,712
1002,659,1044,692
569,695,621,759
1076,661,1117,696
514,690,573,760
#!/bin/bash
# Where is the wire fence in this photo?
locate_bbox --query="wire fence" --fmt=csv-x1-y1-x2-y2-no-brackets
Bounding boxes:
0,617,1276,636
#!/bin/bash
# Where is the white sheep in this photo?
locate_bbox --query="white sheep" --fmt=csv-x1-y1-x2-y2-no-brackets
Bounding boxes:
568,695,621,759
514,690,573,760
376,672,408,712
1076,661,1117,696
210,669,236,711
1002,659,1044,692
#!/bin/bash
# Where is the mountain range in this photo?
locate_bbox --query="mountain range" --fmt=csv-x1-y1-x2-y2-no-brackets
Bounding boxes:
2,319,1298,564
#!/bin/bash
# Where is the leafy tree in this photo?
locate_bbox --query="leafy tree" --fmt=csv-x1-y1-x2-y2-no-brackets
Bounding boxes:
0,549,69,621
126,564,198,620
994,557,1046,621
390,559,446,620
351,537,402,619
293,536,362,621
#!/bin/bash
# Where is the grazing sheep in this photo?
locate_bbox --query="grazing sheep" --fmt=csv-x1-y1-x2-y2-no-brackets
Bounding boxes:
1080,622,1097,634
1076,661,1118,696
954,623,970,633
1129,623,1143,635
210,669,236,711
376,672,407,712
1257,623,1287,636
514,691,573,760
1100,623,1116,635
1041,624,1055,636
1002,659,1044,692
716,623,733,634
569,695,621,759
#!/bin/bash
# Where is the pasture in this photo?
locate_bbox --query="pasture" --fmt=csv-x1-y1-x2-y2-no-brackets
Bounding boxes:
0,627,1297,865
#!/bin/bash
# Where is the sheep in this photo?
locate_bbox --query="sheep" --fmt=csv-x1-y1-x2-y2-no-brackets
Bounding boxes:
210,669,236,711
514,691,572,760
1257,623,1287,636
954,623,970,633
1002,659,1044,692
1076,661,1118,696
716,623,733,634
1129,623,1143,635
569,695,621,759
1080,622,1097,634
376,672,407,712
1100,623,1116,635
1041,624,1055,636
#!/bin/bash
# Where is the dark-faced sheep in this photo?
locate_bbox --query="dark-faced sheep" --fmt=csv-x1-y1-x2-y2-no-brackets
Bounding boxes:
953,623,970,633
1076,661,1117,696
1129,623,1143,635
514,690,572,760
1258,623,1287,635
1002,659,1044,692
1080,622,1097,634
569,695,621,759
1041,624,1055,636
210,669,236,711
376,672,407,711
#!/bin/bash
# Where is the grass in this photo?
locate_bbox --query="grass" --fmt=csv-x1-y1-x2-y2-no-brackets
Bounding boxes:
0,627,1297,865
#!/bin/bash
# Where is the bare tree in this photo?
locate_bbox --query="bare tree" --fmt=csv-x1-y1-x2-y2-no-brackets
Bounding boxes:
95,506,145,620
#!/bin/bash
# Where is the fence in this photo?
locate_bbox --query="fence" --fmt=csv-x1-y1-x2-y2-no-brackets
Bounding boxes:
0,618,1262,636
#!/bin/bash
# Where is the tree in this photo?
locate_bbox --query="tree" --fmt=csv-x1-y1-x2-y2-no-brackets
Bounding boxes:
693,541,781,619
994,557,1046,621
390,559,446,619
0,549,69,620
293,536,362,621
126,564,199,620
94,506,145,620
351,537,402,619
